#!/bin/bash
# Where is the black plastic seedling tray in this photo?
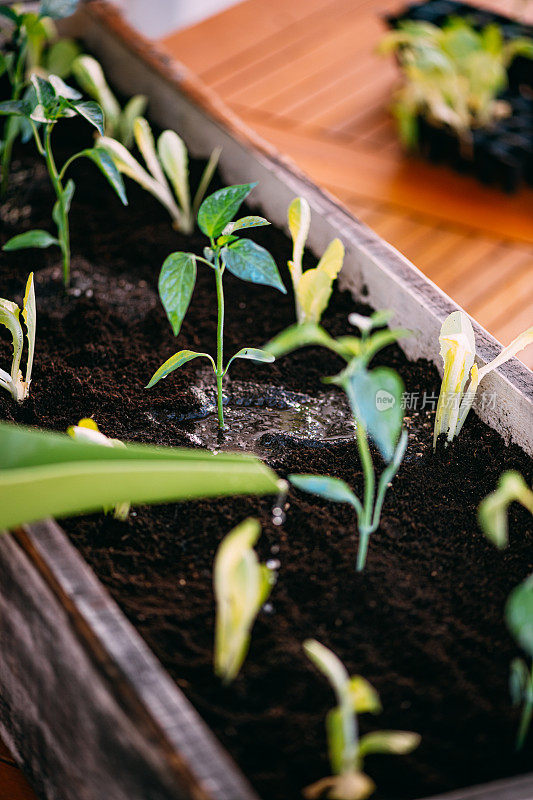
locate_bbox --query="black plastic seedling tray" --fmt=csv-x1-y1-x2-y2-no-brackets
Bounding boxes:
386,0,533,192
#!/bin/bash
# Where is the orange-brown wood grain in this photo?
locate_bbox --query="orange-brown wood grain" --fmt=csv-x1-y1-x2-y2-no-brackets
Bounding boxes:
0,739,37,800
158,0,533,368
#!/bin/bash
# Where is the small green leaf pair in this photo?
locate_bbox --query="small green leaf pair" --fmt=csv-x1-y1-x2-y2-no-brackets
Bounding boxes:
303,639,419,800
213,518,277,684
1,74,128,287
0,273,36,403
433,312,533,448
147,182,286,430
287,196,344,325
98,116,220,235
266,312,410,570
72,55,147,148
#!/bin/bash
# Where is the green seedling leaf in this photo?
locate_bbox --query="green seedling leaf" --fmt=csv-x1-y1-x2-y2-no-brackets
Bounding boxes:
214,517,276,683
222,238,286,293
45,38,81,78
264,322,339,359
224,347,274,375
296,269,334,325
39,0,79,19
3,229,59,250
146,350,214,389
198,182,256,238
81,148,127,205
72,54,121,132
157,129,190,219
158,252,197,337
507,574,533,659
0,6,20,23
478,471,533,549
72,100,104,134
191,145,221,221
344,367,404,463
119,95,147,148
0,100,27,116
0,421,280,531
289,474,361,511
135,117,167,186
49,74,81,100
222,216,270,235
359,731,421,758
316,237,345,279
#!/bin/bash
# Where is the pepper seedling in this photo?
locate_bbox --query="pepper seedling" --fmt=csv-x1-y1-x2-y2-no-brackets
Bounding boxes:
287,196,344,325
0,0,80,197
507,575,533,750
72,54,147,148
266,312,409,570
303,639,419,800
146,182,286,430
478,470,533,550
433,312,533,448
67,418,130,520
214,517,277,684
0,272,36,403
0,74,128,287
98,116,221,234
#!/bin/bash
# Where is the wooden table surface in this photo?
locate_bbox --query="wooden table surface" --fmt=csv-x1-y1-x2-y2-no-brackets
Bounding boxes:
2,2,532,798
159,0,533,368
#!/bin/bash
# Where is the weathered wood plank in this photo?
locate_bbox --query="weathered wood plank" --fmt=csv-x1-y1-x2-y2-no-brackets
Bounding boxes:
0,520,258,800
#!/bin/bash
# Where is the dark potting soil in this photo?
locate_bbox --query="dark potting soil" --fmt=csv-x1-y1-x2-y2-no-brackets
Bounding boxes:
1,118,532,800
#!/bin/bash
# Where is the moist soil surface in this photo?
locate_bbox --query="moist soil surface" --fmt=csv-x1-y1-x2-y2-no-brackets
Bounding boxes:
1,119,533,800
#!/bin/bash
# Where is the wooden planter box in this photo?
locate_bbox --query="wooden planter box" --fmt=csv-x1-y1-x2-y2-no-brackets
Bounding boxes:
1,3,532,800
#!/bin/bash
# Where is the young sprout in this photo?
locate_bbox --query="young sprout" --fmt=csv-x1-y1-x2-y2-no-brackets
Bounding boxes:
213,517,276,684
71,55,147,148
266,312,409,570
98,116,221,234
0,272,36,403
287,197,344,325
146,182,286,430
0,0,80,197
303,639,419,800
433,312,533,448
507,575,533,750
67,418,130,520
478,471,533,549
0,74,127,286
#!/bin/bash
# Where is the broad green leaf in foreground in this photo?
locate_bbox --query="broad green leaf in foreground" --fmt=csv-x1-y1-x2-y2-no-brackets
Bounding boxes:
0,421,280,531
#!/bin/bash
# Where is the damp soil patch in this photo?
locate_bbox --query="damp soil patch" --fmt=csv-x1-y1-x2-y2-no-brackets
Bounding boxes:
1,120,532,800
